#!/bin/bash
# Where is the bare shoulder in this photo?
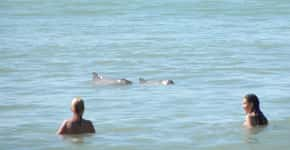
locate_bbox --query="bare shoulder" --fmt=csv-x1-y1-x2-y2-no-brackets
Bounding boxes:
82,119,92,123
82,119,94,126
57,119,69,134
82,119,95,133
61,119,70,127
244,115,252,128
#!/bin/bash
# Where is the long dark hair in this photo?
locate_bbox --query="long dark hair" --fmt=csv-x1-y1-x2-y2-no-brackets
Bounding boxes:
244,94,268,126
244,94,261,114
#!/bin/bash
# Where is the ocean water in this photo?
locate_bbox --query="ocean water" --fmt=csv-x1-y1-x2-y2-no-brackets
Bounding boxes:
1,0,290,149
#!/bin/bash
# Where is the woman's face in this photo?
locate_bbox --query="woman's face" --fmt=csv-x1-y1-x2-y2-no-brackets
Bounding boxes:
242,98,252,114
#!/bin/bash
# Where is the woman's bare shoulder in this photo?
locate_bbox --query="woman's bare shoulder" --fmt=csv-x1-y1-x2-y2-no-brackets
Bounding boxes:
82,119,95,133
82,119,93,125
57,119,70,134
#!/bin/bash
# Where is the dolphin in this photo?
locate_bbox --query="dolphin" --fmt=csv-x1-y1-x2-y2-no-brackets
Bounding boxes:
139,78,174,86
92,72,132,85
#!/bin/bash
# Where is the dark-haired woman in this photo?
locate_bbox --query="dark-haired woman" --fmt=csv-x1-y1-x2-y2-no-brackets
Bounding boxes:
57,97,95,134
242,94,268,128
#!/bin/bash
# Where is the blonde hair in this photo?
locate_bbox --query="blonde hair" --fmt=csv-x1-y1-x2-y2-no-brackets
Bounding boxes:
71,97,85,116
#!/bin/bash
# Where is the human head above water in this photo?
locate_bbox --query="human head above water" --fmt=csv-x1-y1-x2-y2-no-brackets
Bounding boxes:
71,97,84,116
243,94,261,114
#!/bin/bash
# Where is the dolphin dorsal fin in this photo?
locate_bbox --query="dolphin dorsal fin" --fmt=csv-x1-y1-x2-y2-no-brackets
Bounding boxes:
139,78,146,83
92,72,100,80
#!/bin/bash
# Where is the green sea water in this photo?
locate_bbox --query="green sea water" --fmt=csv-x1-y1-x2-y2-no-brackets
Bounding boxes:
1,0,290,149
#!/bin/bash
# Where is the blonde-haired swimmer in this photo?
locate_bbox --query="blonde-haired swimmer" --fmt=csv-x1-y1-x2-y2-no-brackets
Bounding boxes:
57,97,95,135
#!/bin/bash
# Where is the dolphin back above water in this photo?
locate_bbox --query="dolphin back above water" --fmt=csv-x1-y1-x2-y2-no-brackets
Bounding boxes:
92,72,132,85
139,78,174,86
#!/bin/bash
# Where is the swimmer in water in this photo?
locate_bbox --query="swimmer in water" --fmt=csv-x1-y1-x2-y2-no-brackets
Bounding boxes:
242,94,268,128
57,97,95,135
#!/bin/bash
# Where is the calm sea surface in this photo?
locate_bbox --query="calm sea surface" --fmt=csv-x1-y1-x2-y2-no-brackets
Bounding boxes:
1,0,290,149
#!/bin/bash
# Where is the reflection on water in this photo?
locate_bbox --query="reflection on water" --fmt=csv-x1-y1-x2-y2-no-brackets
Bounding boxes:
246,126,268,135
243,126,267,144
60,134,95,144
